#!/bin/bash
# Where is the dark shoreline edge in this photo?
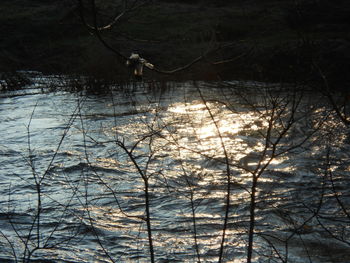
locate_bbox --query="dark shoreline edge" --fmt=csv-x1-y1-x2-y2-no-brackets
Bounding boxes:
0,0,349,90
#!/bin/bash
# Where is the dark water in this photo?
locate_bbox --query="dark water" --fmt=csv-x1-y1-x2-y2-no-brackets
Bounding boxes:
0,76,349,262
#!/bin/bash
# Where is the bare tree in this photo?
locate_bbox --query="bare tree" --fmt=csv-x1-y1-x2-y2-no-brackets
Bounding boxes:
0,98,88,262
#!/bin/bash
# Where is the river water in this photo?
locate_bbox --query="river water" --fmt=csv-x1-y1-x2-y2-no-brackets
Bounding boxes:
0,74,349,263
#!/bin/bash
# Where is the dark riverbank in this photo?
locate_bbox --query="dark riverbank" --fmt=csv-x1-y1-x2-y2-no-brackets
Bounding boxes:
1,0,349,89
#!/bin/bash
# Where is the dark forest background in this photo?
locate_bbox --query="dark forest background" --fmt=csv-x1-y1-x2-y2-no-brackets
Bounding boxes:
0,0,349,88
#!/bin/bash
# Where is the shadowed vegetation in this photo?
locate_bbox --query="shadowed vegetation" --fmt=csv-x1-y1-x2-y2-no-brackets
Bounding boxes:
0,0,349,87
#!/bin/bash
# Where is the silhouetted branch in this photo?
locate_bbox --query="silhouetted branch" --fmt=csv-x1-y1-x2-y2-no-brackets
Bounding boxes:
78,0,249,76
196,84,232,262
115,139,155,262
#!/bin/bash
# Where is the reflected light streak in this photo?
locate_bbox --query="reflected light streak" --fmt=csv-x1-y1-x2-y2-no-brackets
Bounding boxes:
87,97,295,259
166,100,290,174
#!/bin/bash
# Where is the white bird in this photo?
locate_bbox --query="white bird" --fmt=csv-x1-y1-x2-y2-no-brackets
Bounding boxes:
126,53,154,79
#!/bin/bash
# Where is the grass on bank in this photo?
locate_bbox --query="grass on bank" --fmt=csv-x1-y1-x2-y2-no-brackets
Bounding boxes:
0,0,349,86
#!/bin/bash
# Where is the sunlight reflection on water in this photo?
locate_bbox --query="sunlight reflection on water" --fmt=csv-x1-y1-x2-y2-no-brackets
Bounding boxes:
0,78,349,262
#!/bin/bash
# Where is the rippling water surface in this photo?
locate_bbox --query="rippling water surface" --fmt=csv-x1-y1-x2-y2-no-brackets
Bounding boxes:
0,75,349,262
